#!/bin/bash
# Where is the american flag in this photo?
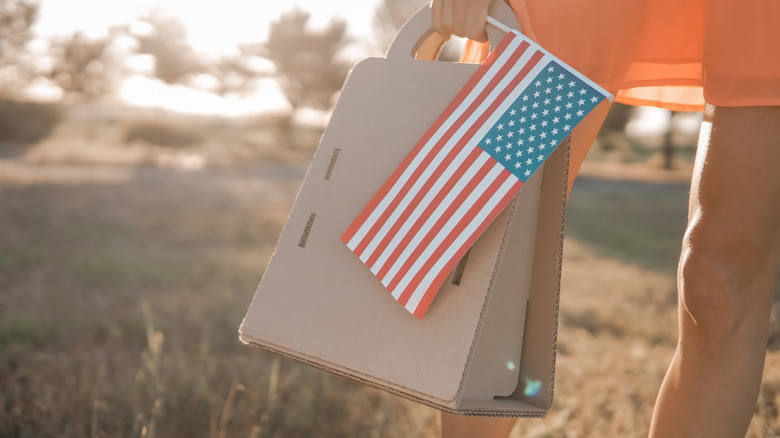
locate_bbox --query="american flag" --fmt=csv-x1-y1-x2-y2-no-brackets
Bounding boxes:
341,30,611,318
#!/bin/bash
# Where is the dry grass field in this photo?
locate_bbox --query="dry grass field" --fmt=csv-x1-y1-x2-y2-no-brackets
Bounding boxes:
2,114,780,437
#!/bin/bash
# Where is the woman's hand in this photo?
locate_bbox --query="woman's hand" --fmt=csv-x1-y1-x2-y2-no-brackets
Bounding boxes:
430,0,492,42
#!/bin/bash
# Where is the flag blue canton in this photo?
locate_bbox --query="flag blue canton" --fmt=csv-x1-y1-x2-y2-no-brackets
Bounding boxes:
477,60,607,183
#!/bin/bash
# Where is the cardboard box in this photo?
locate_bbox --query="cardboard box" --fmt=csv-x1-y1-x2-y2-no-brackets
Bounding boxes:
240,1,566,417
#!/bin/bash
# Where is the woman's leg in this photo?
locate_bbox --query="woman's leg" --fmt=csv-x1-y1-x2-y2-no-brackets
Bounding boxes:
440,412,517,438
649,105,780,437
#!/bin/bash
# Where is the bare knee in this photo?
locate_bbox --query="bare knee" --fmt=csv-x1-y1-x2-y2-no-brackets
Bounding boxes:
678,221,776,347
679,247,746,342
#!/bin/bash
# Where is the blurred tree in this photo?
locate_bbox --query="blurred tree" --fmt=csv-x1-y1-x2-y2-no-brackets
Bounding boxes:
662,110,679,170
0,0,39,97
208,53,268,97
247,7,352,111
132,9,204,85
47,29,126,101
596,102,635,157
600,102,634,133
372,0,428,53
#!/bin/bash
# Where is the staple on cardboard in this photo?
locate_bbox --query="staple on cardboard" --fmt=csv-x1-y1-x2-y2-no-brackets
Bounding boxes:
298,213,317,248
325,148,342,180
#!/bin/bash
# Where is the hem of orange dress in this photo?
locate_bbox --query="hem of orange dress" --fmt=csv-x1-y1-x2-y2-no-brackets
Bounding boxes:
603,78,706,111
614,95,705,112
702,93,780,108
616,94,780,111
614,78,701,88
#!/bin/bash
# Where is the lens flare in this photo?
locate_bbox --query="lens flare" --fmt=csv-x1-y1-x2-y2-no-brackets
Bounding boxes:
506,361,516,371
523,377,542,397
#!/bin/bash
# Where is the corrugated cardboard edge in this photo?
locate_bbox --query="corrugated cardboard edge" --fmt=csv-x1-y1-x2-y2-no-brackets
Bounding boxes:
455,137,570,417
453,195,538,419
455,408,546,418
240,334,455,413
454,198,521,400
240,334,549,418
545,135,569,410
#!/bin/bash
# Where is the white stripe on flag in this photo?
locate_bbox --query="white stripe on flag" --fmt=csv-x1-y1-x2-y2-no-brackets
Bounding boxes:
389,160,507,296
369,147,489,274
404,174,520,312
346,34,526,251
359,46,547,263
377,152,491,284
374,52,550,278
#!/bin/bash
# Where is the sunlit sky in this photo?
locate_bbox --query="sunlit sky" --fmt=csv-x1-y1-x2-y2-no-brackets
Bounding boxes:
33,0,383,115
36,0,379,53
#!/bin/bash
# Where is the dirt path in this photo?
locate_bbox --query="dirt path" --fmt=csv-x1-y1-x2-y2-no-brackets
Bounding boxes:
0,158,307,185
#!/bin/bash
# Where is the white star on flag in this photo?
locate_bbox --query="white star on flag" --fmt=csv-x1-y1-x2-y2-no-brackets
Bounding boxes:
342,29,612,318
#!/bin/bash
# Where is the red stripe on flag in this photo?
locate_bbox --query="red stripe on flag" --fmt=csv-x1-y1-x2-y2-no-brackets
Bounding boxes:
340,33,519,245
367,146,484,271
372,147,484,277
396,166,515,307
411,176,524,318
374,48,545,279
376,148,489,281
350,40,531,258
387,158,501,299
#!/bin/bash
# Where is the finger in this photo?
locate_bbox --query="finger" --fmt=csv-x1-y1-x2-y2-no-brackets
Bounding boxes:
464,0,490,42
451,0,467,38
430,0,452,38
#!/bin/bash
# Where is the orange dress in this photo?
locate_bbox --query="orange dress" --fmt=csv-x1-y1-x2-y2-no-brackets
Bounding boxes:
464,0,780,188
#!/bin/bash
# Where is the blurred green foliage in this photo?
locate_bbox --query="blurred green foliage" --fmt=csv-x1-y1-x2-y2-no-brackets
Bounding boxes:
566,177,689,273
123,120,204,147
0,98,62,144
